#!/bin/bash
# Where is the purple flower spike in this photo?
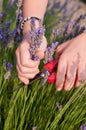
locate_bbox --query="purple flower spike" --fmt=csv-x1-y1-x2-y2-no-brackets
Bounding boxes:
6,62,13,71
30,18,35,25
44,41,59,63
4,20,12,26
0,34,2,40
30,31,34,38
32,55,39,61
80,125,86,130
0,13,3,19
47,47,52,52
51,42,59,48
3,60,13,71
56,102,62,110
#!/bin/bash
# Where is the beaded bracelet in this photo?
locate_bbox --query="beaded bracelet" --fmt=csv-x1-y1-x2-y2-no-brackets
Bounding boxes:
20,16,42,29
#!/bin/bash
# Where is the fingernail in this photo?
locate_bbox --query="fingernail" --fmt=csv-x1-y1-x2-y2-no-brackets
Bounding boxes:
64,83,73,91
24,80,29,85
75,82,81,87
56,86,62,91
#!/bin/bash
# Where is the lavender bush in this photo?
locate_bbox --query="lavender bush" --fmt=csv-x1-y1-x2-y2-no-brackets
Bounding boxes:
0,0,86,130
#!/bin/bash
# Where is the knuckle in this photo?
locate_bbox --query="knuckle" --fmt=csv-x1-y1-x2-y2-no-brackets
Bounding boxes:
64,87,71,91
21,61,28,67
30,74,36,79
17,68,24,77
61,53,67,60
20,68,26,74
56,75,64,85
66,76,71,82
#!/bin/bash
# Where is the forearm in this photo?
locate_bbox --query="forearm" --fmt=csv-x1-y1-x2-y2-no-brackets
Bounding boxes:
22,0,48,34
23,0,48,19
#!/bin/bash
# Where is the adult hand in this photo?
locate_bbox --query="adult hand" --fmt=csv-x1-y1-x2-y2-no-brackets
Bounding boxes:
15,36,47,85
55,32,86,91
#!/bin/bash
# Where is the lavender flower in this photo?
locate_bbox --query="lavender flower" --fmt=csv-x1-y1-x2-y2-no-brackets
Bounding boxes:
0,13,22,47
3,60,13,71
28,18,45,60
44,13,86,64
80,124,86,130
44,41,59,63
7,0,17,9
0,13,3,23
52,14,86,43
56,102,62,110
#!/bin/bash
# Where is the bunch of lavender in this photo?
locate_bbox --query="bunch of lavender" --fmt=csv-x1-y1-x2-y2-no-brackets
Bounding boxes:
44,14,86,64
44,41,59,63
16,1,46,60
29,18,45,60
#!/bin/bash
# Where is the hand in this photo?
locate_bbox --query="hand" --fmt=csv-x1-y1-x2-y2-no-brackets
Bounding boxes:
15,36,47,85
55,32,86,91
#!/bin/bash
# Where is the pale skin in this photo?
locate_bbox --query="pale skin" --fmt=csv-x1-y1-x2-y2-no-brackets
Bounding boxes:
16,0,48,85
56,32,86,91
16,0,86,91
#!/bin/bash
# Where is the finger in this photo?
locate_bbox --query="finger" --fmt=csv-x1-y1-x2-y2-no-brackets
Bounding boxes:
64,61,77,91
16,65,39,79
16,59,39,74
36,36,47,59
18,75,29,85
16,49,40,74
75,63,86,87
56,40,71,54
56,55,67,91
36,50,45,60
19,45,40,68
16,48,40,69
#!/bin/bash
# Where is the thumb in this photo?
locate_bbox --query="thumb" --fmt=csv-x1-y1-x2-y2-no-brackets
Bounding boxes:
36,36,47,59
56,40,70,53
55,40,71,59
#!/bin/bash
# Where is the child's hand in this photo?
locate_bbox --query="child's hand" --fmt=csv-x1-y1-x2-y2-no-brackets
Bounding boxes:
15,36,47,85
55,32,86,91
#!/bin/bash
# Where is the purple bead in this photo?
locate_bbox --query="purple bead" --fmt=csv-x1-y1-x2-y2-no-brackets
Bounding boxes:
30,18,35,25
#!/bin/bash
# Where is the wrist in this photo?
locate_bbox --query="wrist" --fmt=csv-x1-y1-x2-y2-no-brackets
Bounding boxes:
22,20,41,35
22,17,45,61
21,16,44,34
22,17,45,43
